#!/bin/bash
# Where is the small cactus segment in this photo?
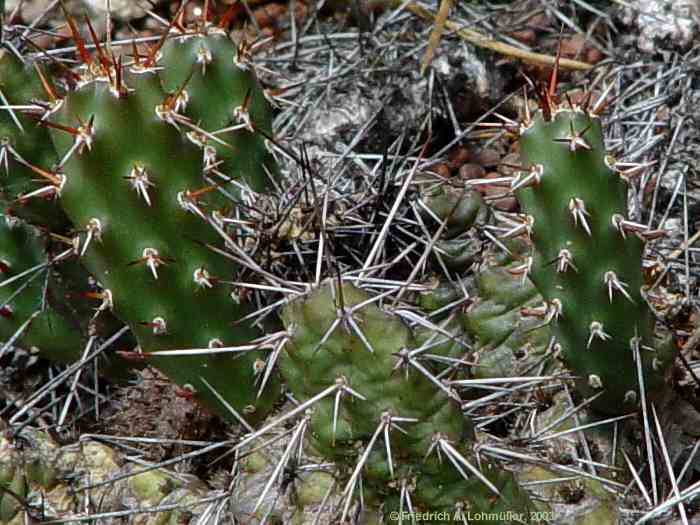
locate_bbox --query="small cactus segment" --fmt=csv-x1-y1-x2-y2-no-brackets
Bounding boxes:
48,64,279,422
0,215,83,364
0,445,27,523
514,103,674,414
159,24,276,192
280,281,532,521
0,49,68,230
420,183,490,240
0,423,211,524
420,182,490,271
464,244,552,382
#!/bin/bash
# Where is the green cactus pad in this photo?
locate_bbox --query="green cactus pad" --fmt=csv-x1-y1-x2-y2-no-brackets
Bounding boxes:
48,66,279,422
515,105,675,414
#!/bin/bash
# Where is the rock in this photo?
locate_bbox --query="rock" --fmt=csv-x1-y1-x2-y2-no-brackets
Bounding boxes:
459,163,486,181
559,33,603,64
82,0,164,21
619,0,700,53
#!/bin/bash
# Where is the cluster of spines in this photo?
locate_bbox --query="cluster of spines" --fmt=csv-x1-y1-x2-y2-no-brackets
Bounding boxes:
0,48,69,230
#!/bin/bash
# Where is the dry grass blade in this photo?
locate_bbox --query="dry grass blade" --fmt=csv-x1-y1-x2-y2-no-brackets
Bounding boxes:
420,0,453,75
398,0,592,70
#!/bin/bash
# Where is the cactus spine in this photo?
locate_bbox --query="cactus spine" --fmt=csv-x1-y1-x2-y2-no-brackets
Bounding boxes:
0,49,68,230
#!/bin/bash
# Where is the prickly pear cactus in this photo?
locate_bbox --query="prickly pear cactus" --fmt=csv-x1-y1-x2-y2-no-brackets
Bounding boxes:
511,89,676,414
279,280,534,523
46,41,279,421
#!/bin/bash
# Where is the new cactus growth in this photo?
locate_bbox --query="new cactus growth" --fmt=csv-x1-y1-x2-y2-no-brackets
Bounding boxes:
420,182,489,240
279,280,533,522
43,27,280,421
419,181,490,271
509,80,676,414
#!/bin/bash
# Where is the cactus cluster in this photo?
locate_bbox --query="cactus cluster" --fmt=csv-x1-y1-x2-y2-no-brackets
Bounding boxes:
0,3,682,524
0,421,212,525
279,280,533,522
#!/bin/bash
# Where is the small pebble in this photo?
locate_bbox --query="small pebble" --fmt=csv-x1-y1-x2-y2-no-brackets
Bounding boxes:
447,147,471,171
458,163,486,181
